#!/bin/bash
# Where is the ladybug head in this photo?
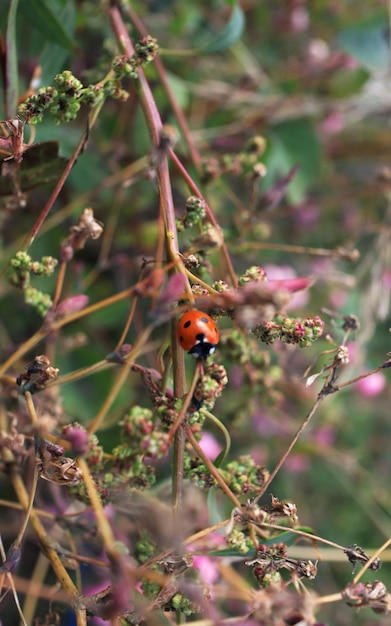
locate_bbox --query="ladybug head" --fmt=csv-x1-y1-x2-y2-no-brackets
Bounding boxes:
188,338,217,360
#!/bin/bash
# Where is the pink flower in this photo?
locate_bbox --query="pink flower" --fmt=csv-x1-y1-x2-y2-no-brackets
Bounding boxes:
55,294,89,318
199,431,222,460
285,453,310,473
383,271,391,289
356,372,386,397
264,265,309,309
313,425,336,447
320,112,345,136
193,555,220,584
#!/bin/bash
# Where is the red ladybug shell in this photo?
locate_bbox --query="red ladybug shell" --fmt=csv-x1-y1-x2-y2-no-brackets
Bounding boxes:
177,310,219,359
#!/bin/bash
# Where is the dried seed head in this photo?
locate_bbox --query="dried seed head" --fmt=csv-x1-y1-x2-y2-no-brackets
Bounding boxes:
16,355,59,394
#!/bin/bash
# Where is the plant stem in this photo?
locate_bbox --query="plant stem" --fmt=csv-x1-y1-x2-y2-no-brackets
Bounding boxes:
185,425,241,508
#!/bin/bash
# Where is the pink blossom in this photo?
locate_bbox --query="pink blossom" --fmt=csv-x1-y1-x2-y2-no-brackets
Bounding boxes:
313,425,336,447
285,453,310,473
328,288,348,309
294,200,320,229
264,265,309,309
383,271,391,289
193,555,220,584
55,294,89,318
356,372,386,397
291,6,309,32
319,112,345,136
199,431,222,460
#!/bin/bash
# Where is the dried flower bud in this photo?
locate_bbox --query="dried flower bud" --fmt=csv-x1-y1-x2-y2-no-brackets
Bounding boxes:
64,208,103,253
191,225,224,250
182,254,200,270
106,344,132,364
246,135,267,155
16,355,59,394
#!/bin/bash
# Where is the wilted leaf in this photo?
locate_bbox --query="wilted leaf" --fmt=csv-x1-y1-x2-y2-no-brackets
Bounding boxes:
266,119,321,204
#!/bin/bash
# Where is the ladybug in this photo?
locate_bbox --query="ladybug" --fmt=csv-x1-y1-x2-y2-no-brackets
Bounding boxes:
177,310,219,359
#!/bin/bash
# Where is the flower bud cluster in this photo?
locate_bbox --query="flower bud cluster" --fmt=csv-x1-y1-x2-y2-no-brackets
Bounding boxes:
19,71,86,123
111,38,159,81
238,265,268,286
252,314,325,347
221,455,269,497
192,363,228,412
201,135,267,184
10,252,58,316
228,528,254,554
184,456,216,490
19,37,159,124
119,406,169,460
177,196,206,231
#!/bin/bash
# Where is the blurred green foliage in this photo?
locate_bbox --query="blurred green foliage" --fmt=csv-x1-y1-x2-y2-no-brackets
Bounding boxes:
0,1,390,624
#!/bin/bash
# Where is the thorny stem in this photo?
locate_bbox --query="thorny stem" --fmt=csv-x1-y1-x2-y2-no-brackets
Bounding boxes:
77,457,117,555
87,323,156,434
336,359,391,390
24,389,37,424
108,3,190,527
8,466,85,623
52,360,115,387
352,536,391,584
184,269,221,295
232,241,360,259
253,347,362,504
137,518,230,574
125,4,201,169
0,275,159,377
261,522,349,552
253,394,325,504
167,360,202,443
170,150,239,288
21,123,88,251
315,593,343,605
0,155,150,276
115,294,138,350
2,392,41,560
52,260,67,307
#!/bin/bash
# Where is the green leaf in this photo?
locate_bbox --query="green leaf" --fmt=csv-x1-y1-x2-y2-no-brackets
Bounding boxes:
20,0,75,51
265,119,321,204
5,0,19,117
338,18,389,74
201,2,245,53
40,1,76,84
